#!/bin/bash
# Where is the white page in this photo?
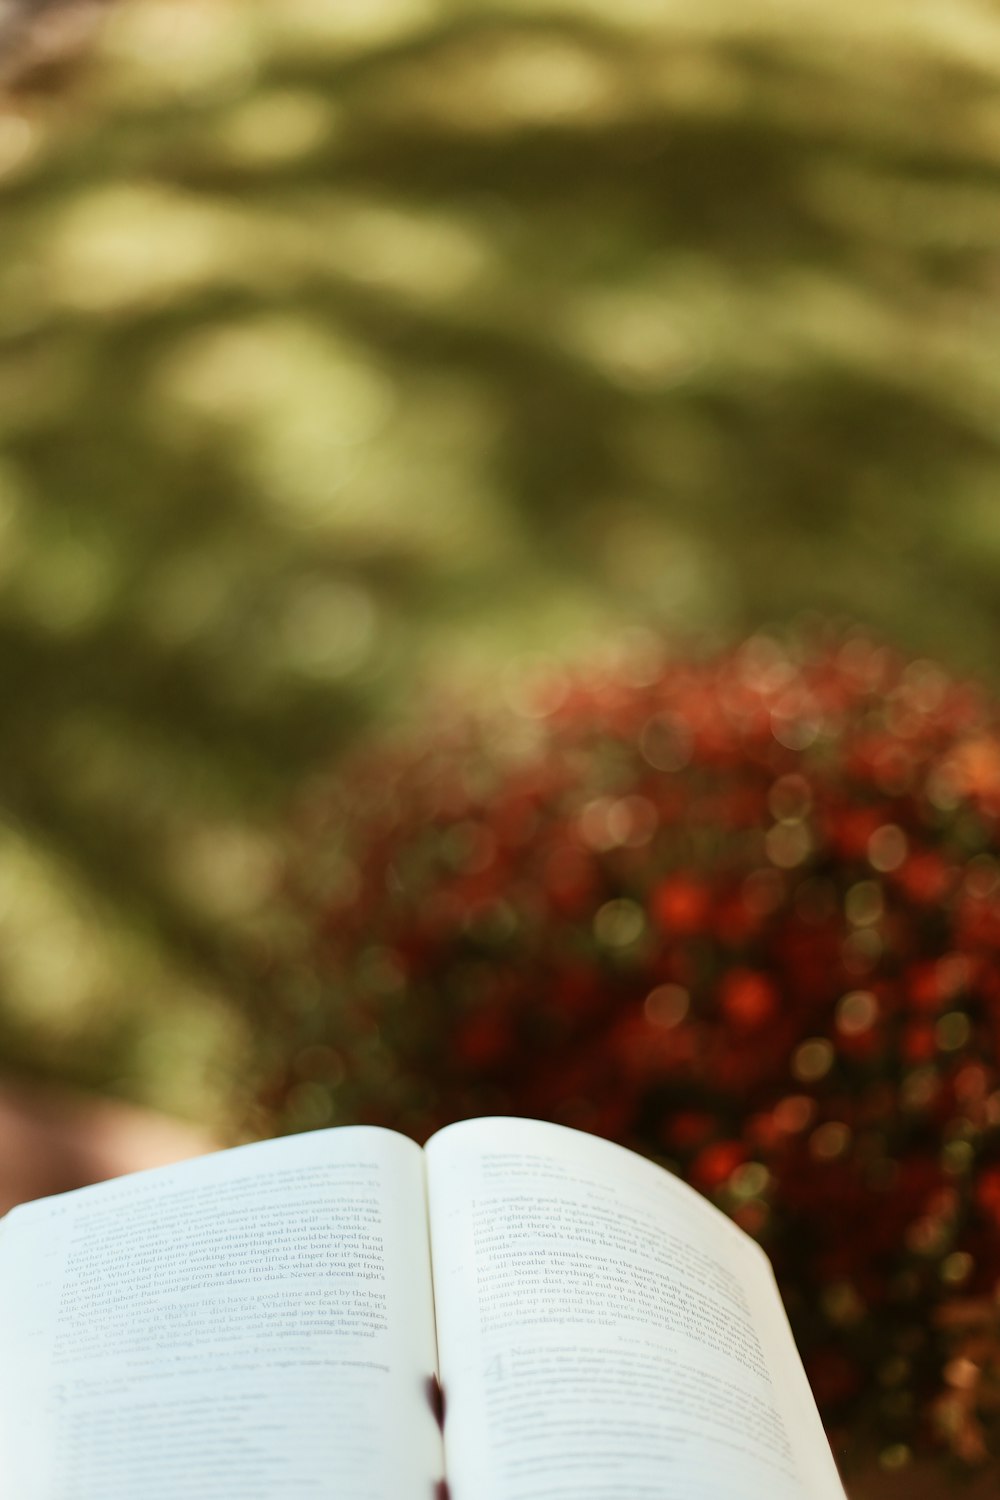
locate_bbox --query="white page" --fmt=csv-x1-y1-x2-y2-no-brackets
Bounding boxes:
0,1128,442,1500
426,1117,846,1500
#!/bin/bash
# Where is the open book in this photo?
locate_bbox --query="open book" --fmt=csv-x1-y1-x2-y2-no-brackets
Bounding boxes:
0,1117,847,1500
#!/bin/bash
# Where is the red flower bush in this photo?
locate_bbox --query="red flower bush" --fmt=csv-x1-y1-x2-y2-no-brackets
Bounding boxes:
258,634,1000,1466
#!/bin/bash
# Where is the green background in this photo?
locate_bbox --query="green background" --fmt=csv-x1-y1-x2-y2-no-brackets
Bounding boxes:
2,0,1000,1131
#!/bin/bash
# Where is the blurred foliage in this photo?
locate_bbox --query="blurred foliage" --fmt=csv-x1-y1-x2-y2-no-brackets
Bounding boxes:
1,0,1000,1127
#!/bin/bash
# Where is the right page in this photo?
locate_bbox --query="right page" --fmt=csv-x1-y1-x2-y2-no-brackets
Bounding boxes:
426,1117,846,1500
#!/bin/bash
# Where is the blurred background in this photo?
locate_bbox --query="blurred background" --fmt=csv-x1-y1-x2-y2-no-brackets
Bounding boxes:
2,0,1000,1138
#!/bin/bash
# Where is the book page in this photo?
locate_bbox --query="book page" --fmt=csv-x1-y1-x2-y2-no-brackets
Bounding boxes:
0,1128,443,1500
426,1117,845,1500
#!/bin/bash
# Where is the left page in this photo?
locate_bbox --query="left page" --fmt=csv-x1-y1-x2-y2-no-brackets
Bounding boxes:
0,1128,443,1500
